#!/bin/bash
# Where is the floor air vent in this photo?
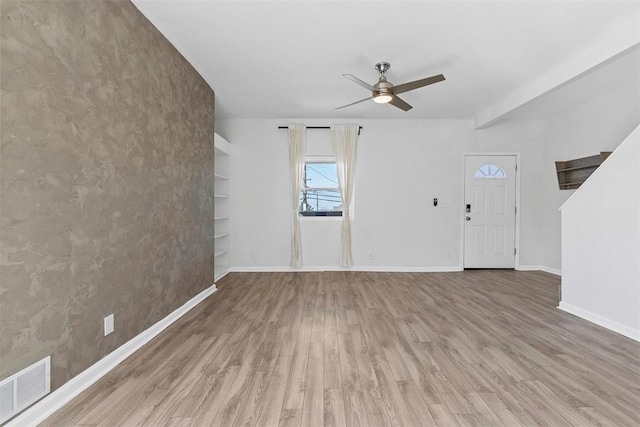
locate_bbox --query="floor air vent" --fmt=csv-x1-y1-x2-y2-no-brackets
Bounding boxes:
0,356,50,424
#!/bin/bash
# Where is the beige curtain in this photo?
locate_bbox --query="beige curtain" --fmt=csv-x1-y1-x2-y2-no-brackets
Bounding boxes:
288,124,306,268
331,124,359,267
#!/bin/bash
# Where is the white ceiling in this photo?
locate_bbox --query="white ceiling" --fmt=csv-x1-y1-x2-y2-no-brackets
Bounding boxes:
506,44,640,120
132,1,640,123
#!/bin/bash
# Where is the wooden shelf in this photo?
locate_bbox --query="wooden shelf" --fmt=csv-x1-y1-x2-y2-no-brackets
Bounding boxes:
556,165,598,173
555,152,611,190
558,182,584,190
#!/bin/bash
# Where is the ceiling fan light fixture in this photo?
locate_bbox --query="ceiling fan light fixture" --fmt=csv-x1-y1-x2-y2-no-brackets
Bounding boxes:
373,93,393,104
336,62,445,111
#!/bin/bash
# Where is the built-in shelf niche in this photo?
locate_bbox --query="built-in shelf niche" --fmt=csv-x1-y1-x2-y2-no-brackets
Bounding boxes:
555,152,611,190
214,133,231,282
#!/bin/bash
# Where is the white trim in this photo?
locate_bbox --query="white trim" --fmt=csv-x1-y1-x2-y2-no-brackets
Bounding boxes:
214,267,230,282
7,283,217,427
517,265,562,276
461,153,521,270
516,265,542,271
558,302,640,342
230,266,463,273
214,133,231,155
540,266,561,276
298,215,343,221
233,266,558,275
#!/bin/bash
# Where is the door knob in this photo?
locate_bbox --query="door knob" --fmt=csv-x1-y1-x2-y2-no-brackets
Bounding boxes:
466,216,471,221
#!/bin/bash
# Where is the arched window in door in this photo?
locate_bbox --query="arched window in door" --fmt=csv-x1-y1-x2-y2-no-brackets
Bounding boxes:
474,163,506,179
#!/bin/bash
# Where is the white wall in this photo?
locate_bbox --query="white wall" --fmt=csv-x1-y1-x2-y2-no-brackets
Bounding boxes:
218,118,526,270
559,125,640,341
474,80,639,274
513,76,639,272
215,53,639,273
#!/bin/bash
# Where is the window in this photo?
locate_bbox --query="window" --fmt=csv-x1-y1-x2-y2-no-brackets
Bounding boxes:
299,161,343,216
474,163,506,179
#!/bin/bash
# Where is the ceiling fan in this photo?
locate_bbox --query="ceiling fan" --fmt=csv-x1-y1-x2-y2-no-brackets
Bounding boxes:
336,62,445,111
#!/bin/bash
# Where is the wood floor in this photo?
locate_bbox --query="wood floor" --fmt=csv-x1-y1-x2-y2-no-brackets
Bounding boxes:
43,271,640,426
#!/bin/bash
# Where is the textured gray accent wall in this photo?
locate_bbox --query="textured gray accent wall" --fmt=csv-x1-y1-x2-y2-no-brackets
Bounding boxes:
0,0,215,390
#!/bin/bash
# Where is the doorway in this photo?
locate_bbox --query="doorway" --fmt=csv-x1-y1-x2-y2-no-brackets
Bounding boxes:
463,155,518,268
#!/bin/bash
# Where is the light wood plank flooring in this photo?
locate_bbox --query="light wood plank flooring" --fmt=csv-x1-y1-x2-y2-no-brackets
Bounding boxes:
43,271,640,426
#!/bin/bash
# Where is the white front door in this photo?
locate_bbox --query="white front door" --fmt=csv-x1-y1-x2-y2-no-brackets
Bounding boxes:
464,155,517,268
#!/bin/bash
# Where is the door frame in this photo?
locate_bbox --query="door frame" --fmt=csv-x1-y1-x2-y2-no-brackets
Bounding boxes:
460,153,521,270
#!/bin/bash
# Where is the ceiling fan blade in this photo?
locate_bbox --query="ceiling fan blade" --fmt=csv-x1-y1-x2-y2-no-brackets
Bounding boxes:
335,97,371,110
343,74,375,91
388,95,412,111
392,74,445,95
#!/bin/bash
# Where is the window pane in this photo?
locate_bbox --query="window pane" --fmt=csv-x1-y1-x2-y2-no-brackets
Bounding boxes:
474,163,506,179
299,162,343,216
305,163,340,188
299,189,342,213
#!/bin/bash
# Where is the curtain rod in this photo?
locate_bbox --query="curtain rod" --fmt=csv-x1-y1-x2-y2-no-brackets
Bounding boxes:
278,125,362,135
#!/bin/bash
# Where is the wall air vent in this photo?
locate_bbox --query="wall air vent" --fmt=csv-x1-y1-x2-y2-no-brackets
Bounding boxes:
0,356,50,424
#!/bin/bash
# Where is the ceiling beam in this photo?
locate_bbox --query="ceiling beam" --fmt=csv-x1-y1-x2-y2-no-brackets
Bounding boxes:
473,14,640,129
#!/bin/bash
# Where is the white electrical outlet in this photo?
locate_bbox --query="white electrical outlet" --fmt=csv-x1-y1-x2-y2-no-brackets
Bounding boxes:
104,314,114,336
368,251,374,259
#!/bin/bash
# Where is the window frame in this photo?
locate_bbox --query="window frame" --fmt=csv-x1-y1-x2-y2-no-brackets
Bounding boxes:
299,156,343,218
474,163,507,179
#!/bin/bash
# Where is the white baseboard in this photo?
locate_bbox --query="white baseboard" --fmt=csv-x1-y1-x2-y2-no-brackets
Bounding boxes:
516,265,539,271
230,265,463,273
7,283,217,427
517,265,562,276
558,302,640,342
233,265,562,274
540,266,561,276
214,267,230,282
